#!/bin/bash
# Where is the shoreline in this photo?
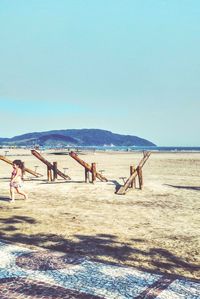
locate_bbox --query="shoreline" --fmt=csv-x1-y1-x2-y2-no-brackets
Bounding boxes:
1,149,200,157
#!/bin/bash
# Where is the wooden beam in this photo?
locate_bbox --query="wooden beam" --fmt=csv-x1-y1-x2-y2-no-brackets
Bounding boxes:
31,150,71,180
69,151,108,182
0,155,42,178
116,152,151,195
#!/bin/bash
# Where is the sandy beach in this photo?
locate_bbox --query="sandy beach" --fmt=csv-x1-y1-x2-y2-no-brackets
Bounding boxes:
0,149,199,280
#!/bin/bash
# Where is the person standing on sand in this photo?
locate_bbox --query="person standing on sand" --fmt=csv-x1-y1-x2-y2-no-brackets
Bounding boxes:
10,160,28,202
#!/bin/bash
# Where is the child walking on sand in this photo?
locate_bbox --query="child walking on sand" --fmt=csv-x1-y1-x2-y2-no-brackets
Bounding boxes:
10,159,28,202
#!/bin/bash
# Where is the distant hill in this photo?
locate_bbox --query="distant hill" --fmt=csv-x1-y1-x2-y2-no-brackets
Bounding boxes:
0,129,156,147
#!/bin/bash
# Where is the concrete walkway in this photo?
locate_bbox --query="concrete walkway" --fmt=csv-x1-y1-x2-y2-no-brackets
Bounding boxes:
0,240,199,298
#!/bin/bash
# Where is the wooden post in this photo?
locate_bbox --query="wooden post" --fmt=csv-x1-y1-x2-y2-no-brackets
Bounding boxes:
137,166,143,190
91,163,97,183
116,152,150,195
69,151,108,182
85,169,89,183
53,162,58,181
31,150,71,180
47,166,52,182
130,166,136,189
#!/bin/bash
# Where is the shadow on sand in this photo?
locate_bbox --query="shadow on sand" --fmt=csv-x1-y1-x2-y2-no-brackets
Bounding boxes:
0,215,199,281
165,184,200,191
108,180,121,192
0,196,11,202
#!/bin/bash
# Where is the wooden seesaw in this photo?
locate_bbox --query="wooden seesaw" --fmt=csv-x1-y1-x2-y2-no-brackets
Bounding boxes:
0,155,42,178
116,151,151,195
31,150,71,182
69,151,108,183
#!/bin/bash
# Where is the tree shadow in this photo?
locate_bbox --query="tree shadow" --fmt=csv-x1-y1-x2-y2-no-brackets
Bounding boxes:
0,215,199,281
165,184,200,191
0,277,103,299
0,215,37,225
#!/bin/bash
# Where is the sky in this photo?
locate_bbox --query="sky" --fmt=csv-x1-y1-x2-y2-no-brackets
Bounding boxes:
0,0,199,146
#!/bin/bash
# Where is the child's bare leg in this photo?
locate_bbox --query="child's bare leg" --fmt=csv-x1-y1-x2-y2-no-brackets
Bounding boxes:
16,188,28,199
10,187,15,201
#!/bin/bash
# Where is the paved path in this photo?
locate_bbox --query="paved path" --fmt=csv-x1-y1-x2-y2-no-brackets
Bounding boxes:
0,240,199,298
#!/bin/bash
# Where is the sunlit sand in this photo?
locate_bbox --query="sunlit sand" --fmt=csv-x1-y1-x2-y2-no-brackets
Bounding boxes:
0,149,199,279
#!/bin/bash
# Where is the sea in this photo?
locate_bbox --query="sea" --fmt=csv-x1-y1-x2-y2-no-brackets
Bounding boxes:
6,145,200,152
89,146,200,152
53,146,200,152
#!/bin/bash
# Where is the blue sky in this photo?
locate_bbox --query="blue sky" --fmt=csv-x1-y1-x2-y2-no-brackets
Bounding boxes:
0,0,199,146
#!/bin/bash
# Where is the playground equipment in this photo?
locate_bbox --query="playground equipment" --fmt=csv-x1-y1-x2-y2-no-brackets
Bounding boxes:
69,151,108,183
116,152,151,195
31,150,71,181
0,155,42,178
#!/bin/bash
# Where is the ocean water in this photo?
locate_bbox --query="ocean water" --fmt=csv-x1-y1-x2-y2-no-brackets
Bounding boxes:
65,146,200,152
21,145,200,152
